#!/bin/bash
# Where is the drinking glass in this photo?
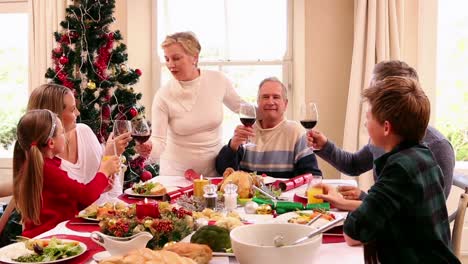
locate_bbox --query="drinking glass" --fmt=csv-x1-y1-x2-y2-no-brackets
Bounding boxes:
306,176,323,204
300,102,318,130
113,120,132,136
131,117,151,144
112,120,131,156
239,102,256,148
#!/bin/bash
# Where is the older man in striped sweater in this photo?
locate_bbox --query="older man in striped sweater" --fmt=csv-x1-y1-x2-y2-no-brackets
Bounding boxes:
216,77,322,179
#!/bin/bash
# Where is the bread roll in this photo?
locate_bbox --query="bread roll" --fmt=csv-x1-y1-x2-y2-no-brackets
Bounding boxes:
150,183,167,195
164,242,213,264
100,248,196,264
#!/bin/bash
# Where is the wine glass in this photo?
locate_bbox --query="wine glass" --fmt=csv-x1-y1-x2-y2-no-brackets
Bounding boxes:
131,117,151,144
300,102,318,130
113,120,132,136
239,102,256,148
112,120,131,155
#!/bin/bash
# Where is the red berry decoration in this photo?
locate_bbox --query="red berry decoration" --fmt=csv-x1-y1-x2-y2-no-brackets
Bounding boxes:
59,56,69,65
140,170,153,182
135,69,142,76
129,107,138,118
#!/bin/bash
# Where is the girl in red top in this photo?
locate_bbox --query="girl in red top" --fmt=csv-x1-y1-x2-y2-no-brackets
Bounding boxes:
13,109,121,238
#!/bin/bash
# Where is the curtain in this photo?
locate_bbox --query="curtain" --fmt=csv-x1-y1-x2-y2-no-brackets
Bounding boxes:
28,0,68,92
341,0,404,191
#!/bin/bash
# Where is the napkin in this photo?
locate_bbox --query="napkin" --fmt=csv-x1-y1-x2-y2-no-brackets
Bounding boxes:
251,197,329,214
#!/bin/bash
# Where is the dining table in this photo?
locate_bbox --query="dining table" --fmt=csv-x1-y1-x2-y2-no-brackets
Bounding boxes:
33,176,364,264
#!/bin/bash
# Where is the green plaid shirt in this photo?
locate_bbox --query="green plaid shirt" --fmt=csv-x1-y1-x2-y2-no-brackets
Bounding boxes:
344,142,459,264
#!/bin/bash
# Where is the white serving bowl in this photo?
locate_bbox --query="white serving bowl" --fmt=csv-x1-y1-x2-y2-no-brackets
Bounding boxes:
230,223,322,264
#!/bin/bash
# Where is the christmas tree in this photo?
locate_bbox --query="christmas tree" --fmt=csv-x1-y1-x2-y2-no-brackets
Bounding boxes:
45,0,158,188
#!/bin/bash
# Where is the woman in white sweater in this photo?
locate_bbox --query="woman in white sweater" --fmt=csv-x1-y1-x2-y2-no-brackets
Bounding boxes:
28,84,132,202
150,32,242,177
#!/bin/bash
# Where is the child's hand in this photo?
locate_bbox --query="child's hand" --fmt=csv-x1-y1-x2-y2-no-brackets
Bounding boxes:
337,185,362,200
99,155,121,177
103,174,115,192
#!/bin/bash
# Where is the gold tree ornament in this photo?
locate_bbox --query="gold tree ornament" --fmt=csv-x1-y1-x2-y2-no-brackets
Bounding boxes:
87,81,97,90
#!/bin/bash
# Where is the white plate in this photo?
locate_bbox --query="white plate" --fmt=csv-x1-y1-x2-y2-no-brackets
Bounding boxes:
0,239,87,264
296,179,358,199
78,216,100,222
181,232,234,257
272,210,347,228
124,186,179,198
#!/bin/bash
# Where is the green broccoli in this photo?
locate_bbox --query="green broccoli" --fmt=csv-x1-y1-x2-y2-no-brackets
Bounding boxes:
190,225,231,252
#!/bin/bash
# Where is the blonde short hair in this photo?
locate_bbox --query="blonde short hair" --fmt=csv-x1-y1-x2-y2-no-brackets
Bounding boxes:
161,31,201,56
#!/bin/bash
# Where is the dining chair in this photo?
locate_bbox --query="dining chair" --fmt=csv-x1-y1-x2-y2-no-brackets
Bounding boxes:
450,173,468,259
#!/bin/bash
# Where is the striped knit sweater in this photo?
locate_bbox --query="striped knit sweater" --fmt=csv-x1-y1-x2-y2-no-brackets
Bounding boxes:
216,119,322,178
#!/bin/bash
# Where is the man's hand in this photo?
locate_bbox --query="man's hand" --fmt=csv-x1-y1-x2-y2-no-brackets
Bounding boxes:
229,125,255,151
337,185,362,200
306,130,328,150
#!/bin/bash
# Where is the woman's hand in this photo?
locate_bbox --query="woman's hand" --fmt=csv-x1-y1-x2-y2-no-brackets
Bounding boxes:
99,155,121,177
105,132,132,156
135,140,153,158
229,125,255,151
306,130,328,150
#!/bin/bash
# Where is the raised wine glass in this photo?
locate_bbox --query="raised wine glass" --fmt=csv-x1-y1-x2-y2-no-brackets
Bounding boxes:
131,117,151,144
300,102,318,130
239,102,256,148
300,102,318,151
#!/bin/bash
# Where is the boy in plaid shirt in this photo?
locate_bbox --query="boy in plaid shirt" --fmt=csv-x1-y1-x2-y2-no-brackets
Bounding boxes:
318,77,459,263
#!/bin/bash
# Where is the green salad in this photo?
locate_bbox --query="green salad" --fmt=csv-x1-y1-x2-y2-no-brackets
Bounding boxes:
13,237,84,262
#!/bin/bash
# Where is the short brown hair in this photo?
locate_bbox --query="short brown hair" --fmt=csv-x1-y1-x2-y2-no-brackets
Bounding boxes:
362,76,430,142
372,60,419,81
161,31,201,57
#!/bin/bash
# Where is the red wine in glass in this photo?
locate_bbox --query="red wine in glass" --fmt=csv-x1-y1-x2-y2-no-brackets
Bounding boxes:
300,120,317,129
240,117,256,127
132,134,150,144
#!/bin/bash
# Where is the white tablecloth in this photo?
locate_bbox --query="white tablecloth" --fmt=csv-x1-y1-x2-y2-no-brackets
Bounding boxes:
38,178,363,264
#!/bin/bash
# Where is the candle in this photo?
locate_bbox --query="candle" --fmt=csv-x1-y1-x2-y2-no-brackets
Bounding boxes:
193,176,209,198
136,198,160,219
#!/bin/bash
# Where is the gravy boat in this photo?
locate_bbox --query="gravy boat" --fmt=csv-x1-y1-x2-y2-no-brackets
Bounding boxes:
90,231,153,256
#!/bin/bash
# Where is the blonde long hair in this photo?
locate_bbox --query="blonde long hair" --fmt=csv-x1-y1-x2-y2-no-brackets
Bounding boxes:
13,110,58,225
27,83,72,117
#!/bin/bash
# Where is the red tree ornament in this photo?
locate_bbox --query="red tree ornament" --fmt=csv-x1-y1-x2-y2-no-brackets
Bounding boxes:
140,170,153,182
129,107,138,118
59,56,69,65
135,69,142,76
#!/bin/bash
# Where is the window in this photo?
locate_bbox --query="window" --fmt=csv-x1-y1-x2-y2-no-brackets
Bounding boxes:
157,0,291,142
436,1,468,164
0,1,28,160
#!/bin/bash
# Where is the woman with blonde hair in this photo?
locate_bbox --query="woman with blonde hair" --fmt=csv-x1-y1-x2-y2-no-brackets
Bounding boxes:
13,109,120,237
27,83,132,201
150,31,242,177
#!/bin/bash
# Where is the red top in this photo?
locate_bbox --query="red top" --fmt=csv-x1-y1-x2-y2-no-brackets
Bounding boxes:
22,157,108,238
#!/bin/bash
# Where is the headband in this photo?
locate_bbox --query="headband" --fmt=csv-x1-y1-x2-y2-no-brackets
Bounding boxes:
47,110,57,139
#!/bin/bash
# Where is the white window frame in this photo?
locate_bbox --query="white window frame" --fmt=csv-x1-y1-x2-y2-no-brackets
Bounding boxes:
0,0,28,174
156,0,294,111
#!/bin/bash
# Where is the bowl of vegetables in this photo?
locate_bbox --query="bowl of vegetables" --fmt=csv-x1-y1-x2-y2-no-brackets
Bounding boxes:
230,223,322,264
